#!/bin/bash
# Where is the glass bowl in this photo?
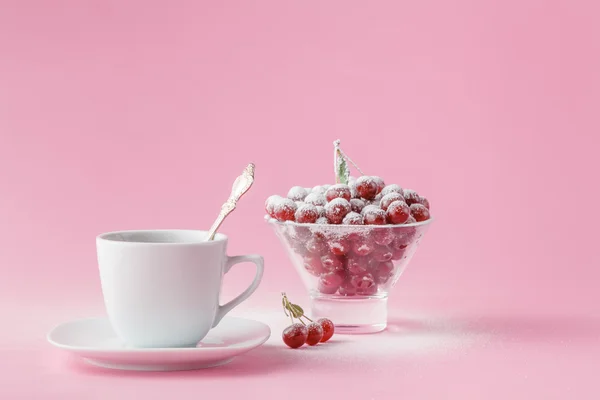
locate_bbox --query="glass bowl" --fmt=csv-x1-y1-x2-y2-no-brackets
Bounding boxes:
267,217,432,333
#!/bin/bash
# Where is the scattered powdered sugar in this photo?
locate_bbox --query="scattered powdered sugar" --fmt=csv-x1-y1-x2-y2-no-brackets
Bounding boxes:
242,309,489,360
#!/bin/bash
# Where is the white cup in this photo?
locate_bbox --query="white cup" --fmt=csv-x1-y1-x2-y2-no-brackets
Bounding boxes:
96,229,264,348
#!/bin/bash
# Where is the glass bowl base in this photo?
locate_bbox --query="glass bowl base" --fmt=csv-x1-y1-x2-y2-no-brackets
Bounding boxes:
310,294,388,334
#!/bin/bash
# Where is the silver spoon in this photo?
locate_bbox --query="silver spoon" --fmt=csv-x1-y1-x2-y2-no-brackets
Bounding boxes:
206,163,255,241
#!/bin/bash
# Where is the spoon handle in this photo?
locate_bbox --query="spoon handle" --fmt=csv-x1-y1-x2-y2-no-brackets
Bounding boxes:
206,163,255,241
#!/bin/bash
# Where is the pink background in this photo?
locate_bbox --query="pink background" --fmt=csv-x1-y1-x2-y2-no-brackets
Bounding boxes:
1,0,599,398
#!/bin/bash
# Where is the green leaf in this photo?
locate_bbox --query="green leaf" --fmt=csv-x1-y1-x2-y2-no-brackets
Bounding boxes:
336,149,350,185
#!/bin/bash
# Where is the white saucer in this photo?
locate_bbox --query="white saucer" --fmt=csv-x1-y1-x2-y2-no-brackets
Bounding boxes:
48,316,271,371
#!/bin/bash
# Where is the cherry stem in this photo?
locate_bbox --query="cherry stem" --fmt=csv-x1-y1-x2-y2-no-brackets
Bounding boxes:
282,292,295,324
333,139,365,177
282,292,314,326
342,150,365,176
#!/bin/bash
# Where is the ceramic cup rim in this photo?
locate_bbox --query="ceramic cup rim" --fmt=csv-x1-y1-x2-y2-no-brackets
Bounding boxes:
96,229,228,246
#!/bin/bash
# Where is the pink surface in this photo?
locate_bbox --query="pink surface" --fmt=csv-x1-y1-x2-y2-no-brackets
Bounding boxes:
0,0,599,398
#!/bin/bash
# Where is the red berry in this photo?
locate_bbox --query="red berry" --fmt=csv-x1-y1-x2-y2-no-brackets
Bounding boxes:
325,198,351,224
321,253,344,272
338,279,357,296
410,203,431,222
363,207,387,225
349,180,359,198
403,189,421,206
373,246,393,262
421,197,430,210
391,247,406,260
303,254,326,276
372,176,385,194
373,260,394,284
355,176,379,200
316,206,326,218
387,201,410,224
359,282,378,295
360,204,379,215
290,226,312,241
350,198,366,213
371,193,383,205
328,239,351,256
315,217,329,224
391,236,409,251
295,204,320,223
291,240,309,255
347,255,368,275
381,184,403,197
318,270,345,294
317,318,335,342
305,193,327,207
282,323,308,348
306,237,327,254
342,212,364,225
287,186,308,202
274,199,297,221
325,184,351,202
405,215,417,224
306,322,324,346
352,237,375,256
373,228,394,246
350,273,376,293
265,195,283,218
380,193,406,211
395,226,418,245
312,185,327,195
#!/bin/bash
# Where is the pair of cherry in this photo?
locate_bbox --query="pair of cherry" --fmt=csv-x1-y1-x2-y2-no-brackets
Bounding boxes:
281,293,334,348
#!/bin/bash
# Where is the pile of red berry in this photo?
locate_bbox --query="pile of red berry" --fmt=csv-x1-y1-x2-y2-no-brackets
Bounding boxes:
281,293,334,348
265,176,430,226
265,178,431,297
266,141,432,298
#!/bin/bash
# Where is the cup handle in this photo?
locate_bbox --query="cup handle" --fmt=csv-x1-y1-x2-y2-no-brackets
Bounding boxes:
212,254,264,328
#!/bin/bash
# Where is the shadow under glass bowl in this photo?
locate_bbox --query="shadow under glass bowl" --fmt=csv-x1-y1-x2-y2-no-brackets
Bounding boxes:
267,217,433,333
